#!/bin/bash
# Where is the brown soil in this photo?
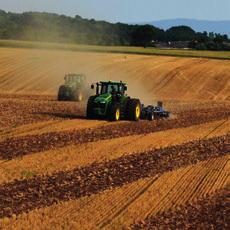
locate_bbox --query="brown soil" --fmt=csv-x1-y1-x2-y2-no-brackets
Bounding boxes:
1,119,228,184
0,106,229,160
0,97,84,130
1,156,228,230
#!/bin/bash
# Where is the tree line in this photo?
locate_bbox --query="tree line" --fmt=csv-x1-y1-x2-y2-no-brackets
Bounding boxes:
0,10,229,50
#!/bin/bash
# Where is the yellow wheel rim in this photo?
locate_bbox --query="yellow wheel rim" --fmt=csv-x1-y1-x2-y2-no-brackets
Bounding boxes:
115,109,120,121
135,105,140,118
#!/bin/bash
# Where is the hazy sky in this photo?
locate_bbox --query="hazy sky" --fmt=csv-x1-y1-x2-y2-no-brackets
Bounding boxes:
0,0,229,22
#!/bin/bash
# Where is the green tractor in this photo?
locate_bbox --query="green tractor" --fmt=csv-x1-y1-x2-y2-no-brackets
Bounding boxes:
86,81,141,121
58,74,87,101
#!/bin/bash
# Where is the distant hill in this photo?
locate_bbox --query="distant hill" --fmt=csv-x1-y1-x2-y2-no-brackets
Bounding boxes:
148,19,230,36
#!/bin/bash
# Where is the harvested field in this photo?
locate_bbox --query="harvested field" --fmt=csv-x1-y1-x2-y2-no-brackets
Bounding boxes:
0,97,85,130
0,48,230,101
0,106,229,160
132,187,229,230
0,47,229,229
0,119,229,184
1,155,229,229
0,135,229,218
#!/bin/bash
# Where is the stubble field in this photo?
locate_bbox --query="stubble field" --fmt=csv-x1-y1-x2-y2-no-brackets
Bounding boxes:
0,47,229,229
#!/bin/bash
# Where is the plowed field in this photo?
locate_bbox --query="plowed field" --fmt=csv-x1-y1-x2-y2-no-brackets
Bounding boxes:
0,47,229,229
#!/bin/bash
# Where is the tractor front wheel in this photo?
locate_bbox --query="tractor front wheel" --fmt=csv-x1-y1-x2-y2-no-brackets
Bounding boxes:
109,103,121,121
57,85,66,101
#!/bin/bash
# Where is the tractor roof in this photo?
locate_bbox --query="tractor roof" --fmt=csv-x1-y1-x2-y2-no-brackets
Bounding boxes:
100,81,127,85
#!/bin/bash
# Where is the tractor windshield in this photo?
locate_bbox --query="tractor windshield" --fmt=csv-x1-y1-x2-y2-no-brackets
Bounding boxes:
101,84,119,94
65,75,82,84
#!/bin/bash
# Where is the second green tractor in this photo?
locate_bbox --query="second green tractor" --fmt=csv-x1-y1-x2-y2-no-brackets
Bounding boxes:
86,81,141,121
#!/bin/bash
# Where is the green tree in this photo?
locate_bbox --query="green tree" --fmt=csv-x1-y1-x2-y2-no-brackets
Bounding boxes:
166,26,196,41
131,25,157,47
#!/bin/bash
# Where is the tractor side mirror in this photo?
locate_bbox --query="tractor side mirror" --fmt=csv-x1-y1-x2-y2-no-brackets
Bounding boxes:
91,84,94,89
124,86,127,91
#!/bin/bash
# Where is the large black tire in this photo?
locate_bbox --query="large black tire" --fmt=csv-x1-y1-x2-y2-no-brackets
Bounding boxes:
57,85,66,101
127,99,141,121
122,97,130,118
73,90,83,102
86,96,96,119
108,103,121,121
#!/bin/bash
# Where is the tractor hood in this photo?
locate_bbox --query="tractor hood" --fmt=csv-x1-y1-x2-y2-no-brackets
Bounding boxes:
94,94,111,103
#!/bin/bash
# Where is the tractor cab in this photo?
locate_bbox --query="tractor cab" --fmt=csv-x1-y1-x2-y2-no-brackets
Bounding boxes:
57,73,87,101
64,74,86,87
91,81,127,96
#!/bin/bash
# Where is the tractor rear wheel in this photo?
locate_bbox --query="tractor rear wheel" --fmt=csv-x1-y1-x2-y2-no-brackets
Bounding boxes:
86,96,95,119
57,85,66,101
127,99,141,121
109,103,121,121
